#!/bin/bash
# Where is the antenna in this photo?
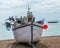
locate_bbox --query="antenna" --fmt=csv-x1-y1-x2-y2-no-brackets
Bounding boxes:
27,0,30,14
28,4,30,11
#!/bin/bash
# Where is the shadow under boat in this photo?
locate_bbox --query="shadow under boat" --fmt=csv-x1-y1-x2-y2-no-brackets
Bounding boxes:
11,41,48,48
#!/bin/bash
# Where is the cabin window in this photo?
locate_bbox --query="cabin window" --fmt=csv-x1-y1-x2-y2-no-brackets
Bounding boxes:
28,18,32,22
17,20,21,23
28,17,35,22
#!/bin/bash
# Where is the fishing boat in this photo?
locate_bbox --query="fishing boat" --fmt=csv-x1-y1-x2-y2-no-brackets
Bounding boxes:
5,6,48,44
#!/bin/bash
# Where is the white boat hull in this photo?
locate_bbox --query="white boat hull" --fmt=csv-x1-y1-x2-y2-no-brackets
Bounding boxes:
13,24,43,43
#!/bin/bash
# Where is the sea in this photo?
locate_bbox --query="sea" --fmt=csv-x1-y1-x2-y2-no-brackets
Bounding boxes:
0,21,60,40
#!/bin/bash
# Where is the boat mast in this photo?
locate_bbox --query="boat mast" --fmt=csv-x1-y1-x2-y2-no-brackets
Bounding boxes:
27,3,34,47
27,4,31,16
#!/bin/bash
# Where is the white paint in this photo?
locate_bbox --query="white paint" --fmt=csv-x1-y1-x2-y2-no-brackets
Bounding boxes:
13,25,43,43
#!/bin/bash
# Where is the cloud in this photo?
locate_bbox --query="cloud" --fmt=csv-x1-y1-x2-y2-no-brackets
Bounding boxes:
0,0,60,9
0,0,27,8
0,0,60,20
30,0,60,11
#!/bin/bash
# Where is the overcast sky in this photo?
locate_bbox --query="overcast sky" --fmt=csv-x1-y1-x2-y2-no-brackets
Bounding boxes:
0,0,60,39
0,0,60,23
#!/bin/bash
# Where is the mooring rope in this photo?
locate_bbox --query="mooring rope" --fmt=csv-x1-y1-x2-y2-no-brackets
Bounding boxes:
32,43,36,48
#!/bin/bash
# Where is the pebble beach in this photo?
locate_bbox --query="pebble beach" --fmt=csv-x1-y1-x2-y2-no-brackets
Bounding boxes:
0,36,60,48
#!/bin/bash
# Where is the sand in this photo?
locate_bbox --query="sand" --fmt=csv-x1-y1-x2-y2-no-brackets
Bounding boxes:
0,36,60,48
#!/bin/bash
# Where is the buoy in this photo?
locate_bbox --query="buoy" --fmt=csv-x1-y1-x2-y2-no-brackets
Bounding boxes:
6,27,11,31
5,22,11,31
42,24,48,29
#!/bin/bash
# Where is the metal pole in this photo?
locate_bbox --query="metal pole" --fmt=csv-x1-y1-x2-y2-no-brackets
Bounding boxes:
31,18,36,48
31,19,33,44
